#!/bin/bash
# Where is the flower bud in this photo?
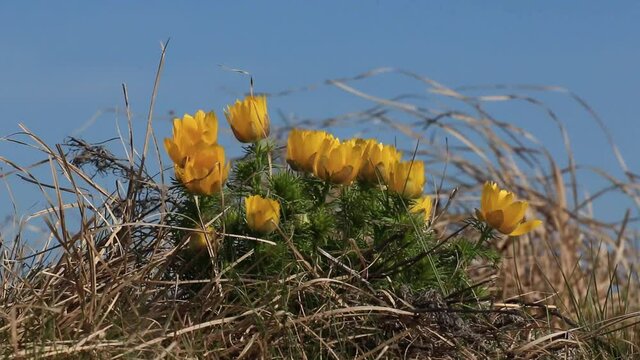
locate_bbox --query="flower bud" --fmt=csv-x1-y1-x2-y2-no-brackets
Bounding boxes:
225,95,270,143
245,195,281,234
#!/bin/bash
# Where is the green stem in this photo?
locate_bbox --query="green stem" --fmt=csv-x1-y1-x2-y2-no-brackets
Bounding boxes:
475,225,494,248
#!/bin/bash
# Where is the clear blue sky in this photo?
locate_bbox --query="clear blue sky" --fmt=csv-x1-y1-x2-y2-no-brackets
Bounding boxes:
1,1,638,220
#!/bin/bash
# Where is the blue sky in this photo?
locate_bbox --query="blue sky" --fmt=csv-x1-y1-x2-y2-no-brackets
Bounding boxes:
0,1,638,221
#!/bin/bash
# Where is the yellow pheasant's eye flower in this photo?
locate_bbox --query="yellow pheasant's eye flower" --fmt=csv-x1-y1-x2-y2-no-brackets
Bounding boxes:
187,226,215,252
175,144,230,196
359,139,402,184
314,137,364,185
224,95,270,143
164,110,218,167
245,195,281,234
476,181,542,236
410,195,433,222
286,129,333,173
388,160,425,198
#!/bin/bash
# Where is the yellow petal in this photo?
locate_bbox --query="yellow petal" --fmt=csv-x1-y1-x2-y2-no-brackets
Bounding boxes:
225,95,270,143
188,227,215,251
495,190,514,210
478,182,543,235
317,140,363,185
411,196,433,221
480,182,494,215
486,183,501,212
498,222,519,235
164,138,183,165
286,129,304,170
509,219,542,236
172,118,182,138
389,160,425,198
287,129,334,174
485,210,504,230
314,136,343,181
182,114,200,139
502,201,528,230
199,111,218,144
245,195,281,233
165,110,219,168
177,144,228,195
330,165,356,185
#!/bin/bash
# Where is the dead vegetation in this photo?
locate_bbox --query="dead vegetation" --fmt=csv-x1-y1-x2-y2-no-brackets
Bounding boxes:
0,46,638,359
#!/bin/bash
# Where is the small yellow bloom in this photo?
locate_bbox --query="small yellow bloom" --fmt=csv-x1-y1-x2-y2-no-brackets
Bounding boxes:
388,160,425,198
286,129,334,173
164,110,218,166
314,137,364,185
187,226,215,251
225,95,270,143
476,182,542,236
359,139,402,183
175,145,230,195
245,195,281,234
410,195,433,221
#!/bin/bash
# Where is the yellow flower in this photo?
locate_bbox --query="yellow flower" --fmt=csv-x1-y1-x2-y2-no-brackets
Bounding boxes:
388,160,425,198
314,137,364,185
225,95,270,143
410,195,433,221
175,144,230,195
187,226,215,251
245,195,281,234
286,129,333,173
164,110,218,166
359,139,402,183
476,182,542,236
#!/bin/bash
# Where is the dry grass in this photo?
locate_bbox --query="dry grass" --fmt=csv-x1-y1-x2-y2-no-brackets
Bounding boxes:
0,47,638,358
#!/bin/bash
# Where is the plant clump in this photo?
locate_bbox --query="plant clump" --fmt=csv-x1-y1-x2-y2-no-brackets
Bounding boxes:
164,85,540,301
